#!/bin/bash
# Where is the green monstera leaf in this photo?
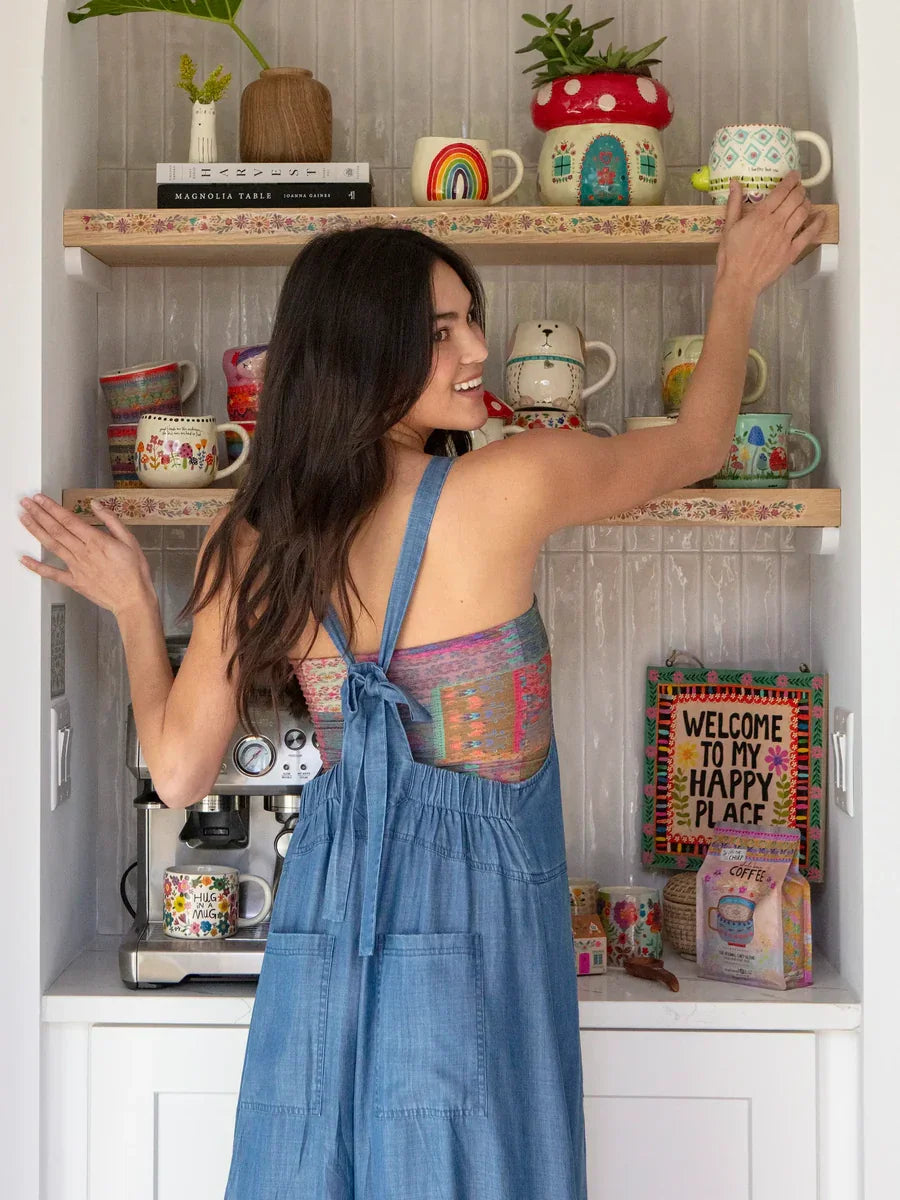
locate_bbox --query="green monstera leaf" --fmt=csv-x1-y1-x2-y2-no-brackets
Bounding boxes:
68,0,270,70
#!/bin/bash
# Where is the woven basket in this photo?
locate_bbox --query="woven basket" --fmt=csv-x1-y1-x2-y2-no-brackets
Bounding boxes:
663,872,697,960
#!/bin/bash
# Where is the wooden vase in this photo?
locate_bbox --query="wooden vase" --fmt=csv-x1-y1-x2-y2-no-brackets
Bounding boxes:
239,67,332,163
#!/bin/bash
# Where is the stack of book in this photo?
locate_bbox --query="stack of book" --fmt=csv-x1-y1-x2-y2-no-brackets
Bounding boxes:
156,162,373,208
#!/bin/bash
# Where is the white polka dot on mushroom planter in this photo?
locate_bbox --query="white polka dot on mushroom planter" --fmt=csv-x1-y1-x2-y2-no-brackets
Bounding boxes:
563,78,582,96
636,77,658,104
536,83,553,106
597,93,616,112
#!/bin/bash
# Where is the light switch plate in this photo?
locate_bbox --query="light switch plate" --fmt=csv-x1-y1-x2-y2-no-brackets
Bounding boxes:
831,708,854,816
50,603,65,698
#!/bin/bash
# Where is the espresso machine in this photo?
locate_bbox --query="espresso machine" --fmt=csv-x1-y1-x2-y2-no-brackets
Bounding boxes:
119,637,323,988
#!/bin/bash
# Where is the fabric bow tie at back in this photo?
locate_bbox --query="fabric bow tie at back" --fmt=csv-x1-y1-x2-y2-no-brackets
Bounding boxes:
322,660,432,956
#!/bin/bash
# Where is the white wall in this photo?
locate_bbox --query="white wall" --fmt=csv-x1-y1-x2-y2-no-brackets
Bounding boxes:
40,0,100,1005
1,2,47,1196
854,3,900,1196
808,0,861,992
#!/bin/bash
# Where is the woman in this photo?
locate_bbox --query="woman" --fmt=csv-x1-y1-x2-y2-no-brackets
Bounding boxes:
19,173,822,1198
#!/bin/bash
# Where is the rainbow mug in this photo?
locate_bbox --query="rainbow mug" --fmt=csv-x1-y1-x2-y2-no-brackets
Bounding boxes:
411,137,524,206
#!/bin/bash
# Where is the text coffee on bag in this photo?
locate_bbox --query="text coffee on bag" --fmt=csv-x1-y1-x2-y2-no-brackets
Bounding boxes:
696,823,812,991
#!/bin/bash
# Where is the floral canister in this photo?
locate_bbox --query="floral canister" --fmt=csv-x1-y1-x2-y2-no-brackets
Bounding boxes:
532,72,674,205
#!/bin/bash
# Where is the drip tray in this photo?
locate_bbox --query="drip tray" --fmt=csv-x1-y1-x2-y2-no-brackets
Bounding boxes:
120,920,270,987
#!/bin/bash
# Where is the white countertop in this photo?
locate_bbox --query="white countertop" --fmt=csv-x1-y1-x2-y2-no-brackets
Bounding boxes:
43,935,860,1032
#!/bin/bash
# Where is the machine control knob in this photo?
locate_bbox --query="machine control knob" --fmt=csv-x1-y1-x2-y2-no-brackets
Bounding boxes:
284,728,307,752
233,735,276,777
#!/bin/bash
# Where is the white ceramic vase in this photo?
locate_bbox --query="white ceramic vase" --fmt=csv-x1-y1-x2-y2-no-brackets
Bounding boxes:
189,100,218,164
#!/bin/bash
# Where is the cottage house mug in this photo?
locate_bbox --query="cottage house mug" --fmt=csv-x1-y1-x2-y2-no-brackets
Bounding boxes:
506,320,617,414
714,412,822,488
135,414,251,488
411,137,525,205
100,359,199,424
691,124,832,203
662,335,768,414
163,865,273,939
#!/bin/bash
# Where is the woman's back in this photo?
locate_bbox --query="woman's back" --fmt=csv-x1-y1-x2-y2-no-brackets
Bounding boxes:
290,451,553,782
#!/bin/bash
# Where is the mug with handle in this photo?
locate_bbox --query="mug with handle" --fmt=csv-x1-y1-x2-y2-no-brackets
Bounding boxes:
691,123,831,203
100,359,199,423
135,414,252,488
411,136,525,205
662,335,767,414
506,320,618,414
163,864,274,939
714,412,822,488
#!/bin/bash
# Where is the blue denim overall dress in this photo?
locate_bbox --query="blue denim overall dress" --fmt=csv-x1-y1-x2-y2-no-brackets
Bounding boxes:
224,455,587,1199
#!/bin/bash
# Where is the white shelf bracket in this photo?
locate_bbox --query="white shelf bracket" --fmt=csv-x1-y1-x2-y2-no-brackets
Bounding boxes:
792,243,839,289
64,246,111,292
792,526,841,555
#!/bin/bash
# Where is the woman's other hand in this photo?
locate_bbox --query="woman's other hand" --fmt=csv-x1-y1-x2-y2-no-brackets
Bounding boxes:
18,494,155,618
714,170,828,296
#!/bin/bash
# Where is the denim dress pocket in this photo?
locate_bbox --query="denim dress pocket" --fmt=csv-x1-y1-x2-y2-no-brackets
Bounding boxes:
238,930,335,1116
374,931,487,1119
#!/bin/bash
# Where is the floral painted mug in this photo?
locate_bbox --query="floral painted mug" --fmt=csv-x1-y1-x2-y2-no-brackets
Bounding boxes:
597,886,663,967
714,412,822,488
163,865,273,939
135,414,251,488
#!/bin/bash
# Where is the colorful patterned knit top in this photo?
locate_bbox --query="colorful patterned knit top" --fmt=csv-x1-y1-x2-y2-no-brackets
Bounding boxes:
292,600,552,783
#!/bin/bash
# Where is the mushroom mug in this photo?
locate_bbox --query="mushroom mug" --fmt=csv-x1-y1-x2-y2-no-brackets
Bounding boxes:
532,73,674,206
714,413,822,488
692,124,831,203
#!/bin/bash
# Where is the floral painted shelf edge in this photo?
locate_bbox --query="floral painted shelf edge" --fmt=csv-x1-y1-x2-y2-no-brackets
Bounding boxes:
62,488,842,528
63,205,838,267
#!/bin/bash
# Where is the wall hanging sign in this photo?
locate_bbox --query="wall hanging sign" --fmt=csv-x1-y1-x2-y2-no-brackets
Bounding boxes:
642,666,826,880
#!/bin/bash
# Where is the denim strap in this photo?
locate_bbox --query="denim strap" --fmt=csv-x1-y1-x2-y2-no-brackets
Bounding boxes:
320,455,454,955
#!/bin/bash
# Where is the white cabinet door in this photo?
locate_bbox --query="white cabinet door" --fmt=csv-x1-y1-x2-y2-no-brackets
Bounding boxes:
580,1030,816,1200
89,1025,247,1200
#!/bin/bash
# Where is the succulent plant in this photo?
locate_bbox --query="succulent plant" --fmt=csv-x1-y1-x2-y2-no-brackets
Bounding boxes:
517,6,666,88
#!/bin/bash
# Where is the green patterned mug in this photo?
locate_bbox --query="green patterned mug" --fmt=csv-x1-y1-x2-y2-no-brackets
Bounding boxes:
714,413,821,488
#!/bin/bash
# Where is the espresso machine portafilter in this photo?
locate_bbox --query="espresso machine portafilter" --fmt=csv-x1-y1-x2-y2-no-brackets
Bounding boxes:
119,637,323,988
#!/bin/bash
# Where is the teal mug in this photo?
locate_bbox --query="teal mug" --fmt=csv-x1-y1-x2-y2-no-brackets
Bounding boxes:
714,412,822,488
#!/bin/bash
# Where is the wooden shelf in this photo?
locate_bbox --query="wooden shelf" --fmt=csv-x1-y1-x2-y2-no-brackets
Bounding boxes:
63,487,841,528
64,204,838,268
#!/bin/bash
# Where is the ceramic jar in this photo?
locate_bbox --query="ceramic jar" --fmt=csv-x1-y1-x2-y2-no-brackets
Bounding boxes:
240,68,332,162
223,343,267,421
532,72,674,206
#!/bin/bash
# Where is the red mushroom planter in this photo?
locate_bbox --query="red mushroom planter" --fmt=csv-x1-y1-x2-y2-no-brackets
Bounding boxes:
532,72,674,206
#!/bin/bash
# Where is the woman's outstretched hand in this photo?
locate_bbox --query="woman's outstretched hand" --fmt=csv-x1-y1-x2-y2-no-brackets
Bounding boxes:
714,170,827,296
18,494,156,618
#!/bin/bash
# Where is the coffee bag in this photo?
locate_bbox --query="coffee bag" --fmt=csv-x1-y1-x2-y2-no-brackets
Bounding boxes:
696,823,812,990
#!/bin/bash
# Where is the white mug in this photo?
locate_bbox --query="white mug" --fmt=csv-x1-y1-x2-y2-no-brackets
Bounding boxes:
163,865,273,940
135,414,251,488
411,137,525,205
692,123,831,203
662,335,768,414
506,320,617,414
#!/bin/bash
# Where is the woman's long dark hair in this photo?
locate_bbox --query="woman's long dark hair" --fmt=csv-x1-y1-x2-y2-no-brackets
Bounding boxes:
180,226,486,731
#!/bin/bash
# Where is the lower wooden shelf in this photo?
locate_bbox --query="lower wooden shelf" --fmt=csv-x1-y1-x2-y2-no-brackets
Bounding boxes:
63,487,841,528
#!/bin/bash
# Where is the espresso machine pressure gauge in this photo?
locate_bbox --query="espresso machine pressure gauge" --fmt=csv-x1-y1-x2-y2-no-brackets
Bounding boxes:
234,735,277,777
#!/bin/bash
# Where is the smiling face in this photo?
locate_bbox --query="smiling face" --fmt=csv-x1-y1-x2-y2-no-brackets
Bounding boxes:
396,259,488,441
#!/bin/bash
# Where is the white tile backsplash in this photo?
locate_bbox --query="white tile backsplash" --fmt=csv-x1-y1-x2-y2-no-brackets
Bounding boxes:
95,1,814,933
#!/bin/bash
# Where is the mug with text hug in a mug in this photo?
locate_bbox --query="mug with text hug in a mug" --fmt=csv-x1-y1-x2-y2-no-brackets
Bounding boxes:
163,865,273,939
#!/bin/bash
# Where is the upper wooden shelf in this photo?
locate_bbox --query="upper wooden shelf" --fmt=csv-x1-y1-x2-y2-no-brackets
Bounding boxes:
64,204,839,268
62,487,841,528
